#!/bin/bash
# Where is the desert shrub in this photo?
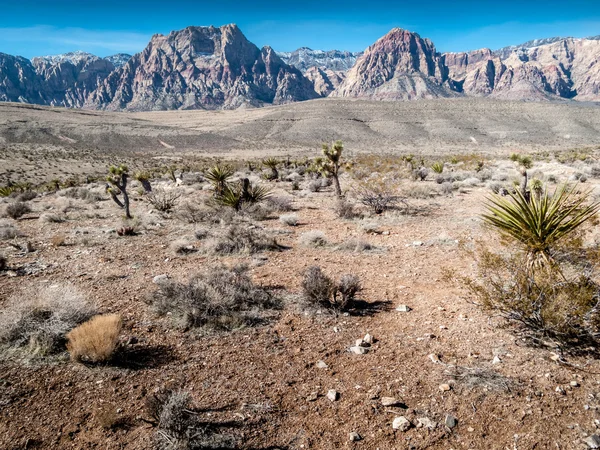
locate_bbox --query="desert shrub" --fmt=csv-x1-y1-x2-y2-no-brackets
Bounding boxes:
462,177,481,187
355,179,401,214
214,179,271,211
266,195,293,212
5,202,31,219
204,225,278,255
0,224,19,240
0,284,95,356
301,266,361,311
194,228,209,240
242,202,274,221
334,198,358,219
462,248,600,348
279,214,298,226
151,390,236,449
571,172,588,183
15,191,37,202
291,180,300,190
177,202,214,224
308,180,323,192
338,238,373,252
299,230,328,247
51,233,66,247
414,167,428,181
39,212,65,223
440,182,456,195
402,184,438,199
146,188,181,212
431,162,444,174
170,239,196,256
436,173,456,184
487,181,505,194
66,314,122,363
146,264,281,330
60,187,102,202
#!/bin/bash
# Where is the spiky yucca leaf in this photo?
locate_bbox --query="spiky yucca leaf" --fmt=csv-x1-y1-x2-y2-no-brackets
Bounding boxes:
431,162,444,174
482,184,600,263
262,158,279,169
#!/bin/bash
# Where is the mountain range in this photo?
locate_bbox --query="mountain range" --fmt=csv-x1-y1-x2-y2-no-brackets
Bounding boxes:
1,23,600,110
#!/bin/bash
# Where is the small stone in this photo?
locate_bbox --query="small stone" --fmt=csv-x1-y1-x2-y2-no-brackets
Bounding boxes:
356,339,370,348
152,274,168,284
550,353,561,361
439,383,451,392
396,305,412,312
349,432,362,442
570,381,580,387
363,333,374,344
381,397,399,407
467,427,475,432
412,241,424,246
428,353,440,364
327,389,339,402
316,360,328,369
382,231,390,235
333,326,340,333
350,346,369,355
445,414,458,429
492,356,501,365
392,416,411,431
556,386,566,395
439,325,448,330
584,435,600,448
417,417,437,429
306,392,318,402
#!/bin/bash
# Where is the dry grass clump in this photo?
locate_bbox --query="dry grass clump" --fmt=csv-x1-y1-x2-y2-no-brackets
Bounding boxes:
59,187,102,202
0,284,96,356
146,187,181,212
146,264,282,331
170,239,196,256
338,238,374,252
299,230,328,247
203,225,278,255
301,266,361,311
334,198,358,219
39,212,65,223
279,214,299,226
5,202,31,219
0,223,19,240
66,314,122,363
15,191,37,202
266,195,294,212
51,233,67,247
445,365,517,393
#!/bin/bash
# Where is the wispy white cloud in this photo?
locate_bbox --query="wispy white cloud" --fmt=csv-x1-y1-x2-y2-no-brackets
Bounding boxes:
0,25,151,57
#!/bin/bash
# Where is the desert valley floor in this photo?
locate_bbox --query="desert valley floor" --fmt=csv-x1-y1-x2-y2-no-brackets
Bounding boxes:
1,98,600,449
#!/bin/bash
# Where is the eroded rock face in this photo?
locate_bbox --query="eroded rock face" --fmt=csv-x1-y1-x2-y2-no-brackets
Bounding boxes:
87,24,320,111
305,67,346,96
331,28,456,100
0,53,46,104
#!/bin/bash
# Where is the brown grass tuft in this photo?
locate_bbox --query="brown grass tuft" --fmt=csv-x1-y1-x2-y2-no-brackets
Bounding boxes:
66,314,122,363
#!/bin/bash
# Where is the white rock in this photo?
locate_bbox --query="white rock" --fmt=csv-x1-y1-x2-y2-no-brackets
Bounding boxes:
152,274,168,284
392,416,411,431
327,389,339,402
316,360,328,369
396,305,412,312
584,435,600,448
417,417,437,429
350,346,369,355
570,381,580,387
363,333,374,344
492,356,501,364
439,383,451,392
381,397,399,407
349,431,362,442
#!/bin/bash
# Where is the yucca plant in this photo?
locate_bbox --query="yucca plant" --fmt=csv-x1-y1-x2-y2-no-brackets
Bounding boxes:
215,178,271,211
431,162,444,174
0,186,16,197
510,153,533,197
205,165,234,196
134,171,152,193
482,184,600,267
262,158,279,181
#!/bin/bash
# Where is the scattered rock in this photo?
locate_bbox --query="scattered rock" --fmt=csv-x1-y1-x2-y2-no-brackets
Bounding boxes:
396,305,412,312
412,241,424,246
152,274,168,284
316,360,328,369
492,356,501,365
392,416,412,431
349,432,362,442
350,346,369,355
556,386,566,395
428,353,441,363
570,381,580,387
381,397,400,407
363,333,374,344
439,383,451,392
445,414,458,429
307,392,318,402
584,435,600,448
356,338,370,347
417,417,437,429
327,389,339,402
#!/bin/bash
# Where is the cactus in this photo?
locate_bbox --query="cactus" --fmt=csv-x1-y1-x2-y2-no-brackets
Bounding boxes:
106,164,132,219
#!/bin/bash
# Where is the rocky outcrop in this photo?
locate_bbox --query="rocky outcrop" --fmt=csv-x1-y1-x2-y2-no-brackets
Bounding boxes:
87,24,319,110
277,48,362,73
0,53,45,104
331,28,456,100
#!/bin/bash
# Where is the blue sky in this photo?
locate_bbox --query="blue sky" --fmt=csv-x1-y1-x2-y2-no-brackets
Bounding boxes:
1,0,599,58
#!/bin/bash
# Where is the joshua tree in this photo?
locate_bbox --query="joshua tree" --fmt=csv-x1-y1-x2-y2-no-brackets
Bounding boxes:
262,158,279,181
106,164,132,219
134,171,152,193
205,165,234,197
510,153,533,199
317,140,347,197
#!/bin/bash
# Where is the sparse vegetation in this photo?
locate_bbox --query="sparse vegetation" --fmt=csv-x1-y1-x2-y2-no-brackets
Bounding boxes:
146,188,182,212
147,264,281,330
106,164,132,219
279,213,298,226
315,140,347,197
204,225,279,255
299,230,328,247
5,202,31,219
301,266,361,311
